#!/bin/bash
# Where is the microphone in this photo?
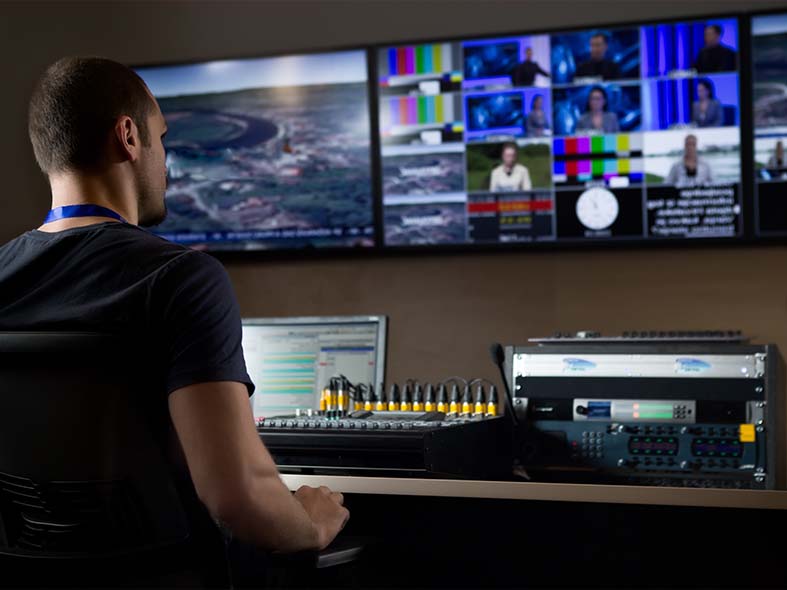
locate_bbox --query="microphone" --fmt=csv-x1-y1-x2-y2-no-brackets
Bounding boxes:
489,343,519,426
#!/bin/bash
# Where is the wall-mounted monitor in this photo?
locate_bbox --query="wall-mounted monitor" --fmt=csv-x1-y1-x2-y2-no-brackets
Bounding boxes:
751,12,787,237
136,50,375,251
377,17,743,247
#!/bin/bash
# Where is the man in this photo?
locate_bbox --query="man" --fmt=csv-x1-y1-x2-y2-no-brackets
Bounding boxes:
693,24,737,73
575,32,621,80
489,142,532,191
0,57,348,560
512,47,550,87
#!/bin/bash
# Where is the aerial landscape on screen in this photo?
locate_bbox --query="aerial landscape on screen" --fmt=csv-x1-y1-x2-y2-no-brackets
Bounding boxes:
137,51,374,250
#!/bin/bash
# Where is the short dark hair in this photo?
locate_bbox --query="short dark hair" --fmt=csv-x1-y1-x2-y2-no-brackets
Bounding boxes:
697,78,715,99
28,56,154,175
707,24,723,36
590,32,608,43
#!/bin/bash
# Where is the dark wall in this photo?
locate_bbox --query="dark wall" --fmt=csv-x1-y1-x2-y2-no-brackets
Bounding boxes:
2,0,787,389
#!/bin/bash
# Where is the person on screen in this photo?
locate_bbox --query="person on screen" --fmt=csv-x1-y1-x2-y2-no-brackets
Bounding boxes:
526,94,551,137
767,141,785,169
693,24,737,73
666,134,713,187
489,142,532,191
512,47,550,87
575,33,621,80
576,86,620,133
691,79,724,128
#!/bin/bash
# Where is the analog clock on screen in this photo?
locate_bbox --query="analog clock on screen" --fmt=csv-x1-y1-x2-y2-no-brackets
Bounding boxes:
575,187,619,231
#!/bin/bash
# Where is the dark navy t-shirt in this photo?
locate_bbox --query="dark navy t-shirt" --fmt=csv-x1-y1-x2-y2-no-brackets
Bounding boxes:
0,221,254,396
0,221,256,581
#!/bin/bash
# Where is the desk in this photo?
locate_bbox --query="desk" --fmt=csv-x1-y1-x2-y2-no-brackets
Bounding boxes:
281,474,787,510
280,474,787,587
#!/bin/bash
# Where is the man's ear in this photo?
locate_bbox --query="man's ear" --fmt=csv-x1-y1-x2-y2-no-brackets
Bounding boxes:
114,115,140,163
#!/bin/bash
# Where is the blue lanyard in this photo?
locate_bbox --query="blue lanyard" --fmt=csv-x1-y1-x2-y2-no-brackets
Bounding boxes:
44,204,128,225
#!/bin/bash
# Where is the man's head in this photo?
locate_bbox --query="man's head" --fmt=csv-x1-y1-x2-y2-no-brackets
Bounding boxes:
685,134,698,159
28,57,168,226
589,33,609,61
704,25,722,48
501,142,518,167
525,47,533,61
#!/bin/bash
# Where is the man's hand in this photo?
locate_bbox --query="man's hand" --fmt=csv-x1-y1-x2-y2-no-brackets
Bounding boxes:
170,381,329,552
294,485,350,550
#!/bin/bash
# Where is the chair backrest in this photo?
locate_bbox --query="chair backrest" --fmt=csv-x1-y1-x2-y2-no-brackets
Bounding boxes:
0,332,189,555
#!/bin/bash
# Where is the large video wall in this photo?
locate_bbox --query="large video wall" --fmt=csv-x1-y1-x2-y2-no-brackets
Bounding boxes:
136,11,787,253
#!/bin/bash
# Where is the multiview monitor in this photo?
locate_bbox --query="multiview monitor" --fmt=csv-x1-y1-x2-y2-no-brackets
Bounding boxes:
241,316,387,419
377,17,743,247
752,11,787,237
135,50,375,251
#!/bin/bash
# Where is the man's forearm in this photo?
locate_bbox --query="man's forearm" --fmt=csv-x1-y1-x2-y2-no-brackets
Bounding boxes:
216,474,320,552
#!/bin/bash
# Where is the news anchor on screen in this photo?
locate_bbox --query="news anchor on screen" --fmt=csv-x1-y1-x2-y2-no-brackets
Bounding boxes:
691,79,723,128
512,47,550,87
666,134,713,187
576,86,620,133
768,141,785,169
489,142,532,191
575,32,621,80
526,94,550,137
693,24,736,73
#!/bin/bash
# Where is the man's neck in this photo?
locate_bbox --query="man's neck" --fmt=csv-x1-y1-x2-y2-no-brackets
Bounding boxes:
40,171,138,231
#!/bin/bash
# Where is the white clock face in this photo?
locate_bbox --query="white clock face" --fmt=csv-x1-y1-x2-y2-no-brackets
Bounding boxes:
575,187,619,231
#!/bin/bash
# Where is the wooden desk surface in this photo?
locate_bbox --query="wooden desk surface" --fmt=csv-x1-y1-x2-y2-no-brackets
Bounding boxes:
280,473,787,510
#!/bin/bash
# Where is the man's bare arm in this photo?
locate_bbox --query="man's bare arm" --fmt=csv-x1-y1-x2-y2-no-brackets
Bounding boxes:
169,381,348,551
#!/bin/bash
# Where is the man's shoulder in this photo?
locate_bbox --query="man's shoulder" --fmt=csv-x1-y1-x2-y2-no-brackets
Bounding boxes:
103,225,214,273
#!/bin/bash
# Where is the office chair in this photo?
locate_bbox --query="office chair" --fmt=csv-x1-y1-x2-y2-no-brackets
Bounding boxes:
0,332,366,588
0,332,217,587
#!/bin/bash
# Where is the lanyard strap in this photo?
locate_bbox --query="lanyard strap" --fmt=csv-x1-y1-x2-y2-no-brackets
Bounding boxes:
44,204,128,225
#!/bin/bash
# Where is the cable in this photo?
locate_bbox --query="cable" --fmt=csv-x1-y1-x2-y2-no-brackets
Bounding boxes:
489,343,519,427
440,376,468,388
